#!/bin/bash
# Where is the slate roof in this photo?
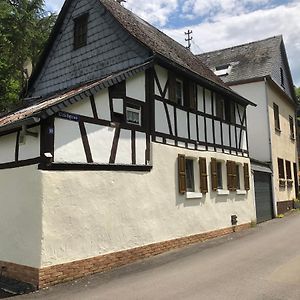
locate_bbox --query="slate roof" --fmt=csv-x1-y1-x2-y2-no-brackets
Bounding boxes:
100,0,227,89
197,36,283,84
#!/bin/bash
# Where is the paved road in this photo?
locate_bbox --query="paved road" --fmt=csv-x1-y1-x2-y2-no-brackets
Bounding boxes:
16,212,300,300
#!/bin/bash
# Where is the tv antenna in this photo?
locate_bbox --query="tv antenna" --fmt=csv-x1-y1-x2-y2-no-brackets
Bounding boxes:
185,30,193,50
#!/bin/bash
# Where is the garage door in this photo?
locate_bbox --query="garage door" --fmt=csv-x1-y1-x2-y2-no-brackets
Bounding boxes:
254,171,273,223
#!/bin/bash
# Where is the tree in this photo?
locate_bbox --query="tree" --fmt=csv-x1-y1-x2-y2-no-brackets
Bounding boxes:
296,86,300,102
0,0,56,113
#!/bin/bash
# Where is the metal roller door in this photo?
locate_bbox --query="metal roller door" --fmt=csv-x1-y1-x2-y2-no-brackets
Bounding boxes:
254,171,273,223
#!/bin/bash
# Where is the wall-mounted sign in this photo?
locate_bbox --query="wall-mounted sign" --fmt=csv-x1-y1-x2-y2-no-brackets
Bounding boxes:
57,111,80,122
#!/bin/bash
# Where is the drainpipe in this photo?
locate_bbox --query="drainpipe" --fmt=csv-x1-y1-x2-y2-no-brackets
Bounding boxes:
264,77,278,217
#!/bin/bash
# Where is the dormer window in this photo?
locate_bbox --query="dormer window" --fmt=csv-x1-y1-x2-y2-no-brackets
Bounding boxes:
74,13,89,49
214,64,232,76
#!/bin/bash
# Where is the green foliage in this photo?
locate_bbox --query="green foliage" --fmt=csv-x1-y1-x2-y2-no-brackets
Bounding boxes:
0,0,56,113
295,86,300,101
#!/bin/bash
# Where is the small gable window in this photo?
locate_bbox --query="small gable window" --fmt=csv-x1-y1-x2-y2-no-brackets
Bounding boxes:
280,67,284,87
126,106,141,126
74,13,89,49
175,79,184,105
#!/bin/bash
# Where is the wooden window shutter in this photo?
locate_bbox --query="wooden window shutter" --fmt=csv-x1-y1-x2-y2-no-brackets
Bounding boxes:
232,161,237,191
227,161,233,191
211,158,218,191
199,157,208,193
178,154,186,194
244,163,250,191
168,71,176,102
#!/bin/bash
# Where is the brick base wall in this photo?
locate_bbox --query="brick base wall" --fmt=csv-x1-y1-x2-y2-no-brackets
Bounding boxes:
0,223,251,289
277,200,294,215
0,261,39,288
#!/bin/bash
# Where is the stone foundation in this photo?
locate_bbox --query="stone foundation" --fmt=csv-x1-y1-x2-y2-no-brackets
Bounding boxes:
0,223,251,289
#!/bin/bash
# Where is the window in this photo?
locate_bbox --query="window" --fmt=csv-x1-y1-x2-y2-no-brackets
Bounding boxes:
185,159,195,192
286,160,292,179
175,79,184,105
216,95,224,119
189,83,197,110
74,14,88,49
217,161,223,189
214,64,232,76
126,107,141,125
273,103,280,131
278,158,285,179
280,67,284,87
289,116,295,139
224,102,235,123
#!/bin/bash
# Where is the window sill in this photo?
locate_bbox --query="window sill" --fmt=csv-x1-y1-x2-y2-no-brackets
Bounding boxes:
236,189,247,195
275,128,281,133
186,192,203,199
217,189,229,195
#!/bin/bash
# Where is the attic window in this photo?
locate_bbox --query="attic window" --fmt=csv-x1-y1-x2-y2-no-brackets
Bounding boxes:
74,13,88,49
280,67,285,87
214,64,232,76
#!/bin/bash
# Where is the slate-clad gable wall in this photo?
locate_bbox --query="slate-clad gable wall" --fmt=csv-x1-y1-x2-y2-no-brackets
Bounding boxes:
271,43,293,100
30,0,150,97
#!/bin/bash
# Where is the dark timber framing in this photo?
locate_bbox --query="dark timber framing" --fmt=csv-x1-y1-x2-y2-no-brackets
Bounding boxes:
150,66,249,156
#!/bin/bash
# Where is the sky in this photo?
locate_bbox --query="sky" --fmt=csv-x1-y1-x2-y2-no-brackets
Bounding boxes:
45,0,300,86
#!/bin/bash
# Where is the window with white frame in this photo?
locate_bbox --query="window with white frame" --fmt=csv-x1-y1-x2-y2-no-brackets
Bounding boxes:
185,159,195,192
126,106,141,125
217,161,223,189
176,79,184,105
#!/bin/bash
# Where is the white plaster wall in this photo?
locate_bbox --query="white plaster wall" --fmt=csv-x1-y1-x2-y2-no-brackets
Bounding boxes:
40,143,256,267
154,65,168,98
85,123,115,164
115,129,131,165
19,127,40,161
198,116,205,142
231,81,270,162
177,109,188,138
94,89,111,121
126,72,145,101
155,100,169,134
0,166,42,268
64,98,94,118
54,118,86,163
0,133,17,163
197,86,204,112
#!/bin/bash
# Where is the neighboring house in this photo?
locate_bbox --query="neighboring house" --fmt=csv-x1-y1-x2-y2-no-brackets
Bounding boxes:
0,0,256,289
198,36,298,222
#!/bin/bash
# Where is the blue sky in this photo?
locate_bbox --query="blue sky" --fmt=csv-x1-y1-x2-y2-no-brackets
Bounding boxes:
45,0,300,86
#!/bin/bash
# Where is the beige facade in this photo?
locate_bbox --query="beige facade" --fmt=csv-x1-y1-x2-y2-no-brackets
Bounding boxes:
267,82,298,204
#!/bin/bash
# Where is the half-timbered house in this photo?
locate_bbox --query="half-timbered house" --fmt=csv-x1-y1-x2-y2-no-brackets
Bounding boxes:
0,0,256,289
198,36,298,222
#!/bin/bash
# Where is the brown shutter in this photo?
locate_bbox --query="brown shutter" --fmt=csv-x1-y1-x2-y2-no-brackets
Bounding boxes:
178,154,186,194
199,157,208,193
211,158,218,191
168,71,176,102
227,161,232,191
244,163,250,191
232,161,237,191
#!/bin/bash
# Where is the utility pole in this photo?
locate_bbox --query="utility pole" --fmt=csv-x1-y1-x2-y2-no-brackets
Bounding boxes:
116,0,126,4
185,30,193,51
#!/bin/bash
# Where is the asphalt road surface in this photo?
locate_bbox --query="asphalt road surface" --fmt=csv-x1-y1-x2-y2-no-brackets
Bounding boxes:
15,212,300,300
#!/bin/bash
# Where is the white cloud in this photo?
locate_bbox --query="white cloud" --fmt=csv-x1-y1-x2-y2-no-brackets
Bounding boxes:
164,2,300,86
125,0,178,26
